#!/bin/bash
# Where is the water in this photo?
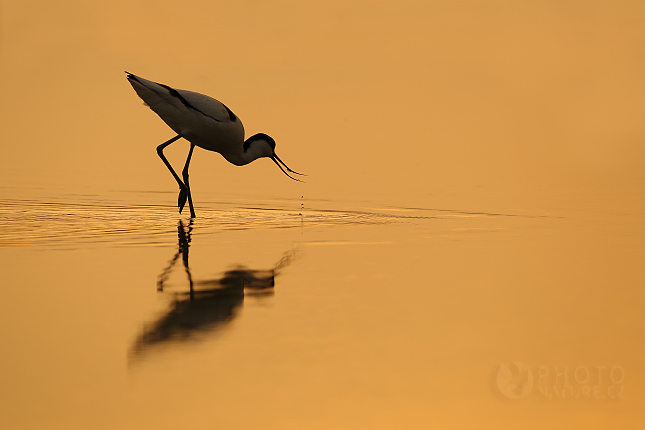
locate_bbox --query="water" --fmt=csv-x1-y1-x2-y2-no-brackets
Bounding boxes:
0,192,642,429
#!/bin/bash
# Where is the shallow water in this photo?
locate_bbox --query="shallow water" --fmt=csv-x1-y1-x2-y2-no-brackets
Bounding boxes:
0,192,642,429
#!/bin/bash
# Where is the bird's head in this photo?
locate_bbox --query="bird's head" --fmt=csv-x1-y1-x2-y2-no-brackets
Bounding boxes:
243,133,305,181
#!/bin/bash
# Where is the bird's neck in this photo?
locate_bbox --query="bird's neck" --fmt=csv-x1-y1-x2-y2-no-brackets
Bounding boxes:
234,138,273,166
239,148,263,165
223,144,264,166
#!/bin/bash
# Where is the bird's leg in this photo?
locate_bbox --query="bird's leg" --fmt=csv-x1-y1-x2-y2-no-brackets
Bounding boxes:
181,143,197,218
156,134,188,212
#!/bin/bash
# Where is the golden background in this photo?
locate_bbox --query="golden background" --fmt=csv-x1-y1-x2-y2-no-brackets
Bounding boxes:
1,1,643,429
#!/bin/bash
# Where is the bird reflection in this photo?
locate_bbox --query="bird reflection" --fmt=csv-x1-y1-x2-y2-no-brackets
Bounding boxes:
130,220,298,362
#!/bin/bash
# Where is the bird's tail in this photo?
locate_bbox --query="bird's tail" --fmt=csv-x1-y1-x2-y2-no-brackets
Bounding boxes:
125,71,139,83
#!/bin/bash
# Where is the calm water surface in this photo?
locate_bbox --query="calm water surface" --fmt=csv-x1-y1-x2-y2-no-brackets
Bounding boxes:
0,192,642,429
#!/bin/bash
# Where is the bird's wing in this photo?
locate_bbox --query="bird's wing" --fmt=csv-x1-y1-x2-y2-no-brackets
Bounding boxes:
176,89,238,123
127,73,188,113
126,72,238,124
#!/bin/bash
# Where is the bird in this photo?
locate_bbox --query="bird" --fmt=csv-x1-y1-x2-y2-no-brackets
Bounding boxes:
126,72,304,218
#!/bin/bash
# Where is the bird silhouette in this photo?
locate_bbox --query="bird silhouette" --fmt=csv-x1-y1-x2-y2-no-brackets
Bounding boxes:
126,72,304,217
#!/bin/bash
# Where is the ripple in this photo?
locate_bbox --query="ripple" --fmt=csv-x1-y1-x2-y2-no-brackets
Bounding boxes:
0,199,436,248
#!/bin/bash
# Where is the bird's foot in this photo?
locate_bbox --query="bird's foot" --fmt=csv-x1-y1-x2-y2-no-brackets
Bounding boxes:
178,187,188,214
